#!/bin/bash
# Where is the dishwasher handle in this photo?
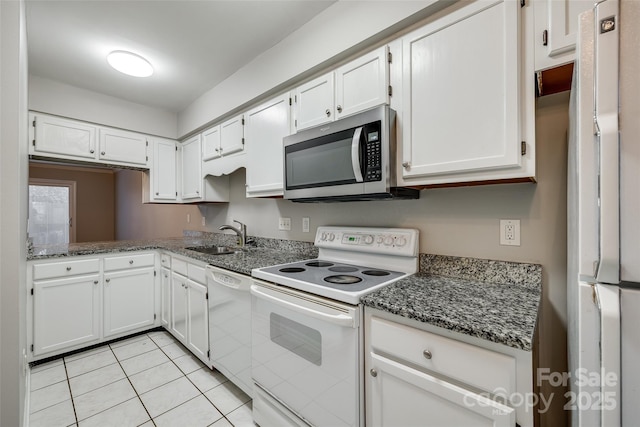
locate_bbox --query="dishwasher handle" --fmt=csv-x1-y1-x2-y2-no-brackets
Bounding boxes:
250,285,356,328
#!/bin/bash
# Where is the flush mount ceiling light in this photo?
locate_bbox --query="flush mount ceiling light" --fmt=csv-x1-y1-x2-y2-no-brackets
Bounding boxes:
107,50,154,77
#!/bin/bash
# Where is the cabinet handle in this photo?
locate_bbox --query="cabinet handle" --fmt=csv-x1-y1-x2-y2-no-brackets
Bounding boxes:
106,278,110,283
196,190,200,195
337,105,342,113
101,151,106,155
129,260,134,264
155,192,159,196
215,148,219,152
93,280,98,285
66,266,72,271
370,369,378,377
402,162,411,170
423,349,432,360
90,149,95,154
325,109,331,117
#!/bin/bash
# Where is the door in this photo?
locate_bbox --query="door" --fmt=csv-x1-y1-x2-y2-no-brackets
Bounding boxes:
103,268,155,338
98,127,148,166
202,126,221,161
368,353,515,427
153,139,178,201
251,282,359,427
171,272,188,342
187,279,209,360
335,46,389,119
401,0,521,181
160,267,171,327
246,93,291,197
294,72,334,131
31,114,97,160
180,135,202,200
33,274,100,355
220,114,245,156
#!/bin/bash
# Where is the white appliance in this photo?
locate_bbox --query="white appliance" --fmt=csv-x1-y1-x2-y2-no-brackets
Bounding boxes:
251,226,419,427
206,265,253,397
568,1,640,425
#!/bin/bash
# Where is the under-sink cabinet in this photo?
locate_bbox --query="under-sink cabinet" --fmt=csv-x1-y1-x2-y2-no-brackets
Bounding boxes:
365,308,534,427
27,251,161,361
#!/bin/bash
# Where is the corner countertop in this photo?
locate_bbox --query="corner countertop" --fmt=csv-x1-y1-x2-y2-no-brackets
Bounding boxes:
28,234,318,276
361,255,542,352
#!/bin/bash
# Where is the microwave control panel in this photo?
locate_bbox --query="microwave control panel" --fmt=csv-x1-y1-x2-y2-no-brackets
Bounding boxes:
363,122,382,182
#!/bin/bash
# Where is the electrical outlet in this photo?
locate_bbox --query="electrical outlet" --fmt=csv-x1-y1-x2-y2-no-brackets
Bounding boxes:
500,219,521,246
187,213,191,223
201,217,206,227
279,217,291,231
302,217,310,233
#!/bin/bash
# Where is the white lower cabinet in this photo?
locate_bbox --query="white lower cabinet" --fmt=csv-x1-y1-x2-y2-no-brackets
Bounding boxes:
103,268,155,338
160,267,171,327
365,309,533,427
171,272,188,342
32,274,101,356
186,279,209,360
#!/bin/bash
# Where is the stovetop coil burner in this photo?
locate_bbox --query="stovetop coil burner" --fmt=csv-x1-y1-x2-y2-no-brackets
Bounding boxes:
324,275,363,285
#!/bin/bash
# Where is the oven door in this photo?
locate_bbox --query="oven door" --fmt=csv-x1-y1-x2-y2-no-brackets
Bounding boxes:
251,280,360,427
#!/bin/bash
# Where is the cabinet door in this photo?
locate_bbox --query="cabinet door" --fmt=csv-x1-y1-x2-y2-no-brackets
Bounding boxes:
103,268,155,338
171,273,188,342
181,135,203,200
245,93,291,197
153,139,178,201
534,0,593,71
160,267,171,327
294,72,334,131
368,353,515,427
401,0,522,183
98,128,148,166
187,279,209,360
335,46,389,119
33,274,100,355
220,115,244,157
31,114,97,160
202,126,221,161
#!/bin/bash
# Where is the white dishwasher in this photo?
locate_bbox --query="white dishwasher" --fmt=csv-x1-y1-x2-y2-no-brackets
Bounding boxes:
206,265,253,397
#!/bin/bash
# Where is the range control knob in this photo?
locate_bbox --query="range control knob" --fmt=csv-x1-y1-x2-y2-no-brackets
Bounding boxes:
328,233,336,241
363,235,374,245
376,236,384,244
383,236,394,246
320,232,327,241
396,237,407,247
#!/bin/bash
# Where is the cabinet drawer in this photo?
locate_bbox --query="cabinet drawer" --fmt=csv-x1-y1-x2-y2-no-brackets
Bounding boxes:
172,257,188,276
188,264,206,284
370,317,516,395
33,258,100,280
104,253,155,271
160,254,171,268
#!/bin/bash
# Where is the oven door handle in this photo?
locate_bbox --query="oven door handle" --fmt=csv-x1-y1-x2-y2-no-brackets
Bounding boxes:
250,285,356,328
351,126,364,183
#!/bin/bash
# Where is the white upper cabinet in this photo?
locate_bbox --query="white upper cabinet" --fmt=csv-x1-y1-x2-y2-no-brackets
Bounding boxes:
335,46,389,120
202,126,221,161
220,115,245,157
533,0,593,71
294,46,390,132
399,0,535,186
245,92,292,198
201,114,246,176
98,127,148,166
294,72,335,130
30,113,97,160
180,135,203,200
151,138,178,202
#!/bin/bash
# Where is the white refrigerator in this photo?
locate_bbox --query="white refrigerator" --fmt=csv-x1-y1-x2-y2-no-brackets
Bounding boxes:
568,0,640,426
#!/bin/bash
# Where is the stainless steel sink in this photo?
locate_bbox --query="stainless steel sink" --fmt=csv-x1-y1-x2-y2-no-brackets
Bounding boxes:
186,246,237,255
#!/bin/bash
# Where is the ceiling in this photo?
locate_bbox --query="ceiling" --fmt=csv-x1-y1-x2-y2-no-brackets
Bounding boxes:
26,1,336,113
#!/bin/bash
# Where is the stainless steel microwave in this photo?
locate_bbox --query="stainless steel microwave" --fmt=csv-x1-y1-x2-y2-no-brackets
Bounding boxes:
283,105,419,202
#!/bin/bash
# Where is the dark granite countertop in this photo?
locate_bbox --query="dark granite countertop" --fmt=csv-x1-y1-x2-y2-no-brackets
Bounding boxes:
361,255,542,352
28,233,318,276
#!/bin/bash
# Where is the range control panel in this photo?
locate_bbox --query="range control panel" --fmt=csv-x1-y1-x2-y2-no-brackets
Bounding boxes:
315,226,419,257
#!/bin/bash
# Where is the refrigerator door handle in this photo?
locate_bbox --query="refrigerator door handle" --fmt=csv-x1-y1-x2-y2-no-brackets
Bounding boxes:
594,283,621,427
594,0,620,285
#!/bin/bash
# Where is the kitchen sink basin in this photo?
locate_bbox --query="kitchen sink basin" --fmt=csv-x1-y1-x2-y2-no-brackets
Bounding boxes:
186,246,238,255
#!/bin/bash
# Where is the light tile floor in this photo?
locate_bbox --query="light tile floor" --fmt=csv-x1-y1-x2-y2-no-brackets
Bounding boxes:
28,331,252,427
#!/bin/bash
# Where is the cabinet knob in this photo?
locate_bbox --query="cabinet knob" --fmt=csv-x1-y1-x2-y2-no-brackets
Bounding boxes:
101,151,106,155
325,109,331,117
337,105,342,113
66,266,72,271
423,349,432,360
370,369,378,377
90,149,95,154
106,278,110,283
93,280,98,285
196,190,200,195
402,162,411,170
215,148,219,152
129,260,134,264
155,192,159,196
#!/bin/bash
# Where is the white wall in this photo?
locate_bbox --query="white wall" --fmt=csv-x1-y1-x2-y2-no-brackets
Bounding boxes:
1,0,29,425
29,75,178,138
177,0,447,137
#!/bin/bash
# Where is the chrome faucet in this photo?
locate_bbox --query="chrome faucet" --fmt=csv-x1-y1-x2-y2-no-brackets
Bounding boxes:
219,220,248,247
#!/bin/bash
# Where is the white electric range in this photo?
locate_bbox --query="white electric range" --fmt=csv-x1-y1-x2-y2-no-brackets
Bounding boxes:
251,226,419,427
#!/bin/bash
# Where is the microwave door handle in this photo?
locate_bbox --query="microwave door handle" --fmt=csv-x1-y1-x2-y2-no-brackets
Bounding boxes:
351,127,364,182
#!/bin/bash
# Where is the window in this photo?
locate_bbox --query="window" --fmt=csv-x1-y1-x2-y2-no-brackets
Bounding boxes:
28,179,76,245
